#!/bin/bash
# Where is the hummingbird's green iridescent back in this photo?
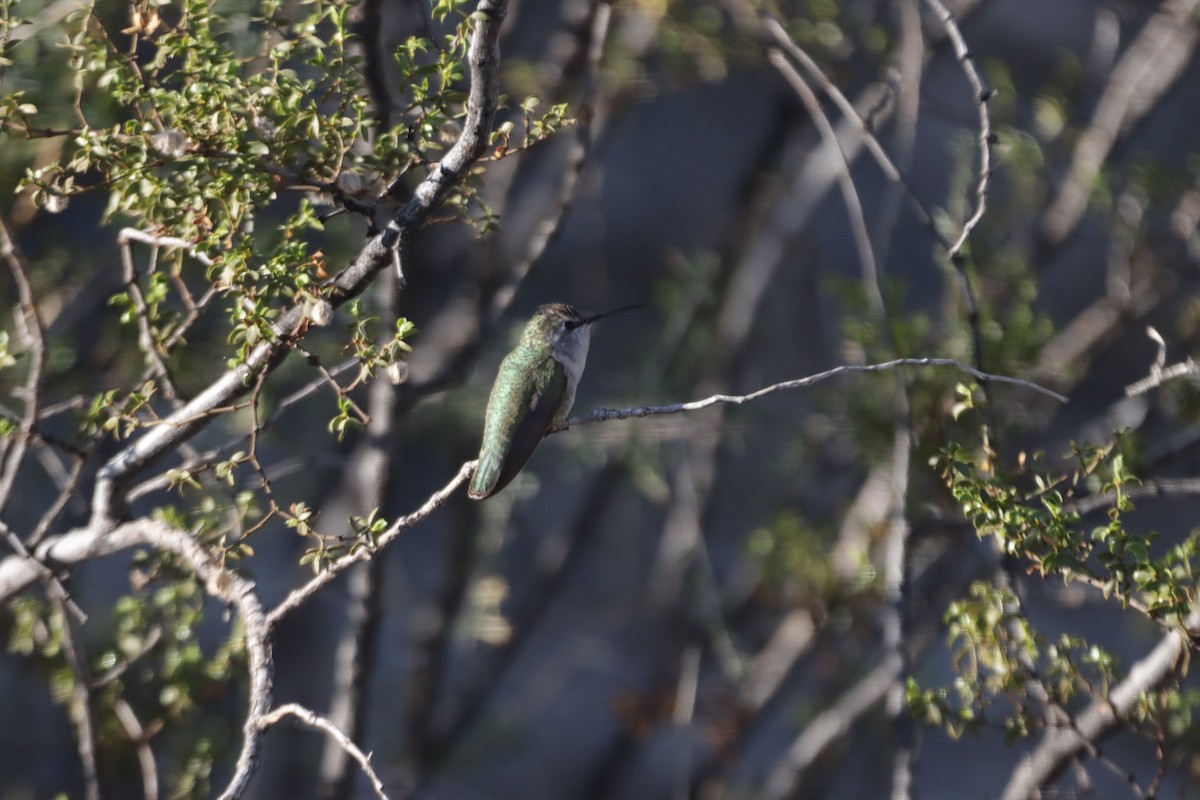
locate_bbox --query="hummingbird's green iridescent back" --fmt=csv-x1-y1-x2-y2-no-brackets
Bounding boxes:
467,312,574,499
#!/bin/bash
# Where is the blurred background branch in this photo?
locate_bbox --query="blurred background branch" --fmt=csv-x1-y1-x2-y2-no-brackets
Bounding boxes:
6,0,1200,799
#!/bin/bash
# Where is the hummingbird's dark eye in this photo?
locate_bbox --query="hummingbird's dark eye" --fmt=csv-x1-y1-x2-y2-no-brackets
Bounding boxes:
564,320,579,331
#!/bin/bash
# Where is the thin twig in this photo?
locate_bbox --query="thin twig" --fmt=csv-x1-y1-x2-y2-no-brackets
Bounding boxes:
1125,327,1199,396
265,460,476,626
113,697,160,800
0,214,48,515
117,228,218,366
761,17,941,248
1126,359,1198,397
318,278,397,798
563,358,1066,429
1072,477,1200,517
767,52,882,309
119,228,182,401
59,598,102,800
921,0,992,261
29,453,87,547
294,343,369,423
262,703,391,800
755,2,991,353
125,359,359,504
91,626,165,689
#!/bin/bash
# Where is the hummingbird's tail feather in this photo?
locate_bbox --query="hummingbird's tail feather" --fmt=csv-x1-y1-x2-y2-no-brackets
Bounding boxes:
468,451,504,499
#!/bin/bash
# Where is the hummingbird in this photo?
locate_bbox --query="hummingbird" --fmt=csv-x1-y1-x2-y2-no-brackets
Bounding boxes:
468,302,642,500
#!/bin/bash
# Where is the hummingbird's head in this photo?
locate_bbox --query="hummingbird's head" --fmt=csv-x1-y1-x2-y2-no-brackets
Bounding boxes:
525,304,591,365
526,302,644,356
520,302,642,374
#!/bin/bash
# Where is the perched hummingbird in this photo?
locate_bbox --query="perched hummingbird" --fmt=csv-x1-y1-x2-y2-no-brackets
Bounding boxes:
468,302,642,500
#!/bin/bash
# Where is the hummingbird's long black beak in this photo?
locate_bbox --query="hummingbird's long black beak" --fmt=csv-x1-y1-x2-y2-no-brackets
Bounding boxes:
580,303,646,325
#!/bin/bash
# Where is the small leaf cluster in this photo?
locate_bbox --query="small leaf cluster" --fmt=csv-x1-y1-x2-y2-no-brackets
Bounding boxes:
289,501,389,573
26,0,373,239
10,0,359,375
907,582,1117,741
103,567,246,718
937,430,1200,620
152,493,261,567
380,15,573,234
344,300,416,385
81,382,161,440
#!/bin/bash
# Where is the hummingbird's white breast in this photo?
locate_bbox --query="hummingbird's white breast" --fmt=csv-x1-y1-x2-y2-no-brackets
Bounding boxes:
552,325,591,421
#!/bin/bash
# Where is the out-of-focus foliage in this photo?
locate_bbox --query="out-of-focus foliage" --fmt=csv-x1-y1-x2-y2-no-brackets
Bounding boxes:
7,0,1200,797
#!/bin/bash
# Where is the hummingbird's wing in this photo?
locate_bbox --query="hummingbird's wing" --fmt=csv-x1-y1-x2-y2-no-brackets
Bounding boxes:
469,352,566,499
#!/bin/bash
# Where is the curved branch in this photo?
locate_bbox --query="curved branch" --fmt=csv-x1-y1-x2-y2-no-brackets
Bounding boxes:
766,51,881,310
0,458,476,796
262,703,390,800
0,517,272,800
